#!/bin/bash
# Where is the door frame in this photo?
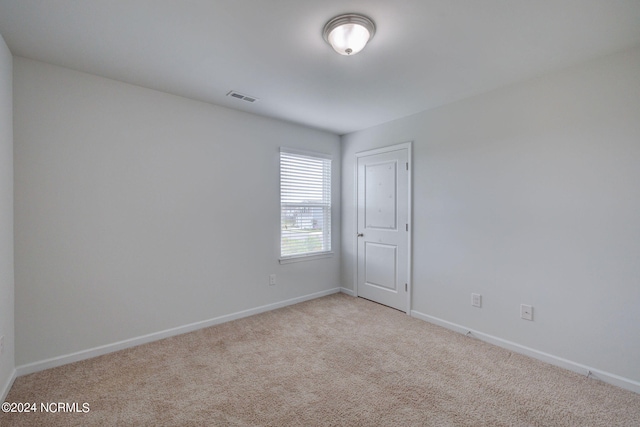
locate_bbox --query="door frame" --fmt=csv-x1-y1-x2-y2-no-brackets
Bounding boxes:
354,141,413,315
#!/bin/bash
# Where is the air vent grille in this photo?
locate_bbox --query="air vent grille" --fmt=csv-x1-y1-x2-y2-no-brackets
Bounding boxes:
226,90,259,103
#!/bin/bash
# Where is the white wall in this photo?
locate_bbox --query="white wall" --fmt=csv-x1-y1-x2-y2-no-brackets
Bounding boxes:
0,33,14,399
13,57,341,367
342,47,640,385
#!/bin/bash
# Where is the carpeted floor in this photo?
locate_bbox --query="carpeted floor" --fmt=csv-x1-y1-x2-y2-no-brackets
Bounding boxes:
2,293,639,426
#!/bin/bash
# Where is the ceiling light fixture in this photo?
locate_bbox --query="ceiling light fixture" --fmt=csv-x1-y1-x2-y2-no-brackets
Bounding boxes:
323,13,376,56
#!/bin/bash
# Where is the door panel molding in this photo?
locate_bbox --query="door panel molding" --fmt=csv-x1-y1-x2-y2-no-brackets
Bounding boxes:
364,242,397,291
364,160,398,230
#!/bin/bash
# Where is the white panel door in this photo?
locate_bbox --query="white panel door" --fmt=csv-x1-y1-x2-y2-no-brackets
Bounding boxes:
357,144,411,312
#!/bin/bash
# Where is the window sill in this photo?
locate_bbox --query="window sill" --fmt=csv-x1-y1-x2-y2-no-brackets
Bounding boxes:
279,252,334,264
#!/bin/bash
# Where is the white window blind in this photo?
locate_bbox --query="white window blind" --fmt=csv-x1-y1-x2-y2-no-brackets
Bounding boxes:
280,148,332,259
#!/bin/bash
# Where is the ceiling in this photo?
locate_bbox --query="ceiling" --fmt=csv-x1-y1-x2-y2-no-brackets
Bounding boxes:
1,1,640,135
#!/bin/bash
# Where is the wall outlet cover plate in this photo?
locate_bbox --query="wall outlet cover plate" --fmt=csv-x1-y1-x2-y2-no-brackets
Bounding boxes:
472,293,481,308
521,304,533,321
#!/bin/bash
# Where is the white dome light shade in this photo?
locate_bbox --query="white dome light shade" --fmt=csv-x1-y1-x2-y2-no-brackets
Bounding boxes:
323,14,376,56
327,24,370,55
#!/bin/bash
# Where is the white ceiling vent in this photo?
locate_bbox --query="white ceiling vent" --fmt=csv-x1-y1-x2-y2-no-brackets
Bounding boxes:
226,90,259,103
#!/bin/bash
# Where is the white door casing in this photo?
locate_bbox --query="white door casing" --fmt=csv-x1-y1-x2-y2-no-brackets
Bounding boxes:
356,143,411,313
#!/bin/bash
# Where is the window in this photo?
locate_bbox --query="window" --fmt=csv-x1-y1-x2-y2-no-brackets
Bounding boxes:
280,148,332,262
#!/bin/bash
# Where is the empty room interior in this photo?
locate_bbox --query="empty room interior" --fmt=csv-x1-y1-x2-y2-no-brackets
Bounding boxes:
1,1,640,425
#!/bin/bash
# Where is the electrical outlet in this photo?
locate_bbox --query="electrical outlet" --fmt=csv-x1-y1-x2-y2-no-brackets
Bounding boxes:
471,293,482,308
269,274,276,286
0,335,4,355
520,304,533,321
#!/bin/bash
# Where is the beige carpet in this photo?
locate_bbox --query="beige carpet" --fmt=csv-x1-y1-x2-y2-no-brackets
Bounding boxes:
2,293,639,426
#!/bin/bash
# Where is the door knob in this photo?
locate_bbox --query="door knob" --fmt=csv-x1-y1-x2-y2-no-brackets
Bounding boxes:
357,233,364,237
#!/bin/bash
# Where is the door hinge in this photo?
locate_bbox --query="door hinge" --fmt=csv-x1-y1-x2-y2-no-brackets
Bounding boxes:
405,283,408,292
406,162,409,170
406,223,408,231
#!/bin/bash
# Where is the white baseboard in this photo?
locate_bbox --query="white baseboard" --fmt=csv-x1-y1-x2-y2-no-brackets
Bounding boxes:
411,310,640,394
339,287,355,297
1,369,16,402
16,287,342,377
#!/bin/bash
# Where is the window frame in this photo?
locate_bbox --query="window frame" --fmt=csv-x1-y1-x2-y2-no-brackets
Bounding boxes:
279,147,333,264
